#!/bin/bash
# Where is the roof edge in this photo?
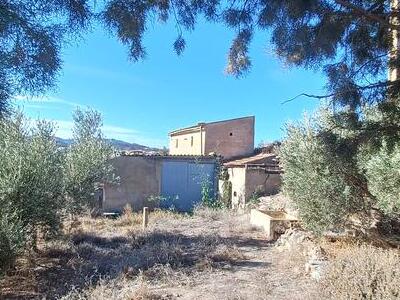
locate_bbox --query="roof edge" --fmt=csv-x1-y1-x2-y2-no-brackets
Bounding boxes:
169,125,203,136
168,115,255,136
204,115,254,126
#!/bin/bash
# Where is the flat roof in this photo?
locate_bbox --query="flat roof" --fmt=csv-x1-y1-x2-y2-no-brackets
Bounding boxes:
118,151,219,161
169,115,254,136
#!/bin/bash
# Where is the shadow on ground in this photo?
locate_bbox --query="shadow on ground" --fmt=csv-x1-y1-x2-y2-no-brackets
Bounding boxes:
1,229,271,299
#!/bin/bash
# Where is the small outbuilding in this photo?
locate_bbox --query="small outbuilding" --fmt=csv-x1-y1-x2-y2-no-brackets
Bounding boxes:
102,153,218,212
220,149,282,209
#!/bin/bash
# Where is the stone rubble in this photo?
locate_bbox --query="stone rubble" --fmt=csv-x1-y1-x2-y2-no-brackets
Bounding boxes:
275,227,328,281
304,245,328,281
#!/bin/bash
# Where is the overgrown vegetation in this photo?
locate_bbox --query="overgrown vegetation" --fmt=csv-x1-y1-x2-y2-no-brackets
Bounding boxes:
219,168,232,207
0,108,113,273
201,178,225,209
280,112,359,233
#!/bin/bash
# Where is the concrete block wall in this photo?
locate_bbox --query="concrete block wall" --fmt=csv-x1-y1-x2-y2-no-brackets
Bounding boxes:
204,116,254,159
103,156,161,212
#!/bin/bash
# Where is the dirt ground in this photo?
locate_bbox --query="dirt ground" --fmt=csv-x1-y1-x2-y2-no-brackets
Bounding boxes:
0,208,317,300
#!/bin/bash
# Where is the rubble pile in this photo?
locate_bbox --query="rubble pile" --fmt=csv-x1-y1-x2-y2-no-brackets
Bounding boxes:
275,227,312,250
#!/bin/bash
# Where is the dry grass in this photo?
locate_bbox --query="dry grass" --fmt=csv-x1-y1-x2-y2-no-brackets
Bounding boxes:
320,244,400,300
0,206,317,300
62,275,167,300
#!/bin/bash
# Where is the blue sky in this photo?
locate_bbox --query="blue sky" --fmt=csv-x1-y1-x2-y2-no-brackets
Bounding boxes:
13,19,326,148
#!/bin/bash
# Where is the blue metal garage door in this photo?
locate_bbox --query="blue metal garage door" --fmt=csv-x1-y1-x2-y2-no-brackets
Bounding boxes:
161,160,215,211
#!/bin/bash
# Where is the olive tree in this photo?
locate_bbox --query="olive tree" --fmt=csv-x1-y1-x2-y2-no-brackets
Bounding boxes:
63,108,115,214
0,113,64,271
280,106,400,234
280,113,361,233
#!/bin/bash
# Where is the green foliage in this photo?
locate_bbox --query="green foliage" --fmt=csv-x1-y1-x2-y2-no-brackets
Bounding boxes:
0,113,64,233
219,168,232,207
201,178,224,209
0,212,25,273
281,105,400,233
280,113,360,234
0,108,114,272
0,112,64,270
361,142,400,216
1,0,90,114
201,178,213,204
221,180,232,207
64,109,115,214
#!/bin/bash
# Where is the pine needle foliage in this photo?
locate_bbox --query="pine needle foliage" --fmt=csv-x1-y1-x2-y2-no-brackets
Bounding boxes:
2,0,400,115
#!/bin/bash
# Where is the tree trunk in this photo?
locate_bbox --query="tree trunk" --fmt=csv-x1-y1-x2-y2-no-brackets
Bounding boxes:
389,0,400,83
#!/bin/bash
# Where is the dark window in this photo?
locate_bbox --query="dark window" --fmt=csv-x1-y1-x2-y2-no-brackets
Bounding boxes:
229,132,233,136
233,191,237,197
191,136,194,146
175,139,178,148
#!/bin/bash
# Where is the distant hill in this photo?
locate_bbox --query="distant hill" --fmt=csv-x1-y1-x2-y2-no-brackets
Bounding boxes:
55,137,161,152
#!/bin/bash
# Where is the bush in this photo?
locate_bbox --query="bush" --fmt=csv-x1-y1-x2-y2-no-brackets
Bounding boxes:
280,105,400,233
321,245,400,299
201,178,224,209
219,168,232,207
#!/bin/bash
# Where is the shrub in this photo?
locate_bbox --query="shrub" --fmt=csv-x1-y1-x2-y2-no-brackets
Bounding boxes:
219,168,232,207
321,245,400,299
280,106,400,233
0,109,114,272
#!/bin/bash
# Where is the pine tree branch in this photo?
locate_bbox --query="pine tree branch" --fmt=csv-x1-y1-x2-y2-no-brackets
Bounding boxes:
282,79,400,105
281,92,335,104
334,0,399,30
